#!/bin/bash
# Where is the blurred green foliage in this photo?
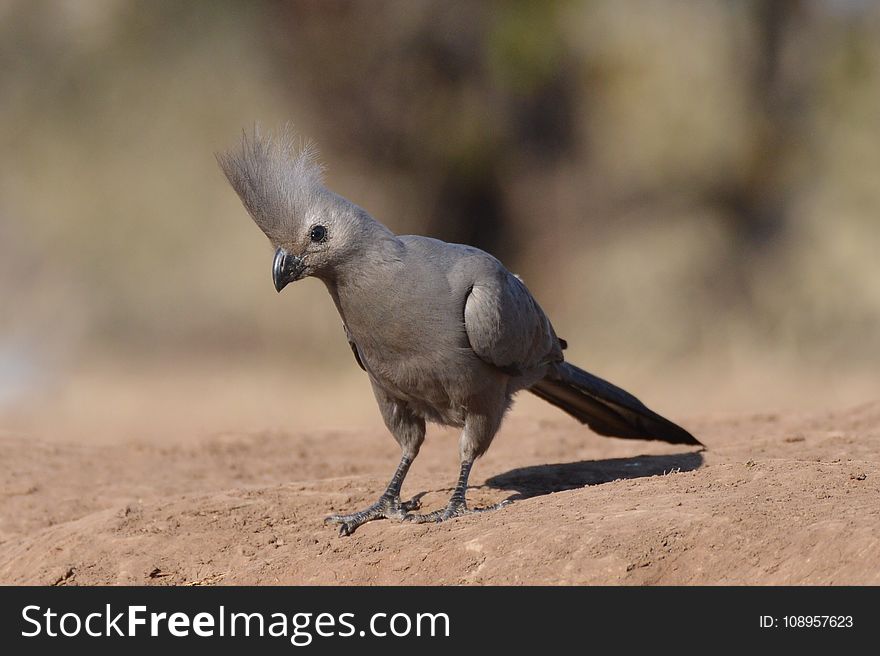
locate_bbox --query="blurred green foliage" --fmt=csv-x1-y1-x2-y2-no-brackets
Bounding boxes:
1,0,879,380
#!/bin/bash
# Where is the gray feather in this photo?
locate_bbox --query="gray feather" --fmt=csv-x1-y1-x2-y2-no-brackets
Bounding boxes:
464,269,563,375
216,125,326,245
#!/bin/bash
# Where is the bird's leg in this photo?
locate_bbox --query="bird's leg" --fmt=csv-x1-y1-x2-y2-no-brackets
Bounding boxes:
404,458,508,524
324,453,420,536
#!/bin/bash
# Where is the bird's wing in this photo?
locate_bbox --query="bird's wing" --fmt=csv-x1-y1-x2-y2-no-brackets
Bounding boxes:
343,322,366,372
463,270,562,375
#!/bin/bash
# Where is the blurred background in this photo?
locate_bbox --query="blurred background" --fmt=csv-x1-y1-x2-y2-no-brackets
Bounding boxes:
1,0,878,443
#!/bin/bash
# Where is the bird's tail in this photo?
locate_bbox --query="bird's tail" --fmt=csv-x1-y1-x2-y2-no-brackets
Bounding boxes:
529,362,701,446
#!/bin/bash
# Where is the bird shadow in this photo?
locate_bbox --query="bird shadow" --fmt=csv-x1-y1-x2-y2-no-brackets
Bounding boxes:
482,451,704,502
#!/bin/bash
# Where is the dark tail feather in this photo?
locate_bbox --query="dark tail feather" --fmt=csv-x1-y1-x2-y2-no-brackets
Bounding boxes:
529,362,701,446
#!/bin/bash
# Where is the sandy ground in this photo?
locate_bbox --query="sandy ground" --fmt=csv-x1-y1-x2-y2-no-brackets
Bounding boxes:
1,365,878,585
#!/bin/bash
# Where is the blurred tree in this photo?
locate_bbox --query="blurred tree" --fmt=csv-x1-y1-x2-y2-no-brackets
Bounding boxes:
720,0,801,241
2,0,879,370
267,0,576,263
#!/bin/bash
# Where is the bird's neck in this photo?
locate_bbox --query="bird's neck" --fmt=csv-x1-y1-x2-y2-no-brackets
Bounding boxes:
318,212,405,321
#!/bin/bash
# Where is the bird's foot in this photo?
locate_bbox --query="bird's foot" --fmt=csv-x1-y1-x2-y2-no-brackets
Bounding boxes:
404,498,510,524
324,494,422,536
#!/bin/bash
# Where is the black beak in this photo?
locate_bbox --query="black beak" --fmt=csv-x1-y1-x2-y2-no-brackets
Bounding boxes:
272,247,305,293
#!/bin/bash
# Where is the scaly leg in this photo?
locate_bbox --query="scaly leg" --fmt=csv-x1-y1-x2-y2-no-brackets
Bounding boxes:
404,458,508,524
324,453,420,536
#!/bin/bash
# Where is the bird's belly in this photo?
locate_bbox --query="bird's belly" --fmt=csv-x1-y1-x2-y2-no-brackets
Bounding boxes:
337,283,489,426
364,348,482,427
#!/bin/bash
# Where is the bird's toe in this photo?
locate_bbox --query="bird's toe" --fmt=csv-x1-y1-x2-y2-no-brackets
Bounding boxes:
399,494,424,513
323,495,411,536
404,499,510,524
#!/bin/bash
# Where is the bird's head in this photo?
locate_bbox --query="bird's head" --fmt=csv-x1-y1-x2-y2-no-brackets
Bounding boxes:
217,127,369,291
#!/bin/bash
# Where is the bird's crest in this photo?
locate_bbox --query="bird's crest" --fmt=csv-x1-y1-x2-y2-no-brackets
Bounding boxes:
217,125,326,244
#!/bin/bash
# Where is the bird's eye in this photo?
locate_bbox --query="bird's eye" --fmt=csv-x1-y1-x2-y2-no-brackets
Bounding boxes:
309,225,328,243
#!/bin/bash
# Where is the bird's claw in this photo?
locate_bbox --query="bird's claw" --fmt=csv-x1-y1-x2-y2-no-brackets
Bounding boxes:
404,498,511,524
324,494,423,536
399,496,423,512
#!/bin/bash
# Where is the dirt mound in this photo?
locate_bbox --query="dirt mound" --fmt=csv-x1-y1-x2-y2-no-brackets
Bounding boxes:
1,404,878,584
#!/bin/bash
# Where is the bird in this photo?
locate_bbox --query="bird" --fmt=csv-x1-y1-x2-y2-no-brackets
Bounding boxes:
218,127,701,536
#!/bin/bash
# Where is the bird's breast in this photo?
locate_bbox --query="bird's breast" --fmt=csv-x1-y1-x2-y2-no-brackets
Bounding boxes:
330,256,488,425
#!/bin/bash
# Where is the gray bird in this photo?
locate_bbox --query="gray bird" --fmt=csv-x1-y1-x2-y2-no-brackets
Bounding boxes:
218,128,701,536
